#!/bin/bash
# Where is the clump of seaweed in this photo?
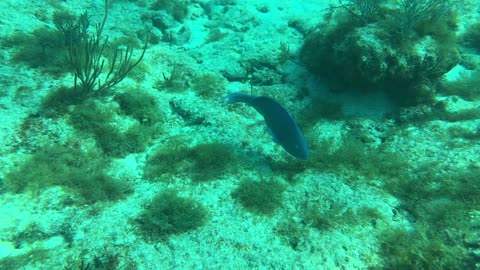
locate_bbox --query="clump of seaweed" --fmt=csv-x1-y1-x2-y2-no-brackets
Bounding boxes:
3,144,130,204
462,22,480,51
275,218,308,250
378,225,468,270
189,143,236,182
307,136,409,180
144,141,237,182
68,100,157,157
231,178,286,215
158,66,192,92
135,189,207,241
8,27,67,73
191,73,226,98
41,86,86,114
300,0,459,106
114,88,164,125
151,0,189,22
379,163,480,269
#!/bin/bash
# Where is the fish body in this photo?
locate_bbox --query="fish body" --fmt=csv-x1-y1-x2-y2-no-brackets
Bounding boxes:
225,92,309,160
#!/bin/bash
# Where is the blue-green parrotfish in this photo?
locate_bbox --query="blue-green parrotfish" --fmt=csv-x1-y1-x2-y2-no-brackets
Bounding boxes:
224,92,309,160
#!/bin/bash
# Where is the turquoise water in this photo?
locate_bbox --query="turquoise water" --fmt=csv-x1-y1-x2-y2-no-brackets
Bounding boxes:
0,0,479,269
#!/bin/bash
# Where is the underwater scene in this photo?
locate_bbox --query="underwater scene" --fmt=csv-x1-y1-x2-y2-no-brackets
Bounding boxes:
0,0,479,269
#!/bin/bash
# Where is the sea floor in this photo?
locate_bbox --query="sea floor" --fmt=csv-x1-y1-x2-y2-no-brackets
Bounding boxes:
0,0,479,269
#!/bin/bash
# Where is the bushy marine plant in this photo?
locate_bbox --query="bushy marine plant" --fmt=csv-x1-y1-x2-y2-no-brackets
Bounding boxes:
69,100,156,156
9,27,67,73
231,178,286,215
378,225,468,270
60,0,147,97
379,164,480,269
151,0,189,22
301,0,459,106
3,144,130,204
144,142,236,182
275,219,308,250
191,73,226,98
335,0,386,24
394,0,451,40
114,89,164,125
136,190,207,241
189,143,236,182
462,22,480,51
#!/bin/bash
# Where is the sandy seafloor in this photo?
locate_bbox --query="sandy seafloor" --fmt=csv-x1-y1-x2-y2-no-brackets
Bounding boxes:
0,0,479,269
